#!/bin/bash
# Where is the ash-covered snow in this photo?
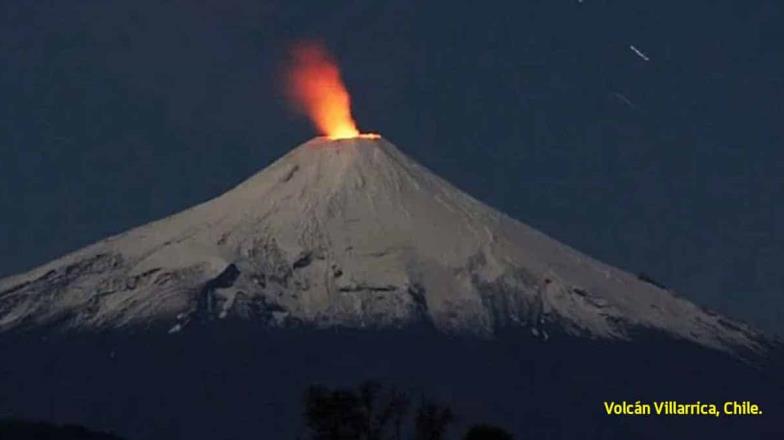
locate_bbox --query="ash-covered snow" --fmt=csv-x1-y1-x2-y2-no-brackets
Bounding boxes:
0,137,767,355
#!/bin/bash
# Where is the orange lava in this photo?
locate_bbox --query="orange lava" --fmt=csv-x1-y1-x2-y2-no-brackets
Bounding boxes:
286,43,373,140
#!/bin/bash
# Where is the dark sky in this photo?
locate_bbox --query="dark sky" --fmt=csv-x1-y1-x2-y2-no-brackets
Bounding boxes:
1,1,782,335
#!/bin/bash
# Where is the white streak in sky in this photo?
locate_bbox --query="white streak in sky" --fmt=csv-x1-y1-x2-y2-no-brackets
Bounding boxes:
629,45,650,62
612,92,637,109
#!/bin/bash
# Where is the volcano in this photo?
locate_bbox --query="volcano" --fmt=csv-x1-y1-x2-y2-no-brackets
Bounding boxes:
0,137,767,356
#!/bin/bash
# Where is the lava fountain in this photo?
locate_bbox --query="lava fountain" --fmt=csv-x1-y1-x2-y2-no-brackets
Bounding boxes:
285,42,378,140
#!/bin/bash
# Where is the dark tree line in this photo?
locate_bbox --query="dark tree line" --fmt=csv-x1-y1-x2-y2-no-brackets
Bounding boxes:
302,382,513,440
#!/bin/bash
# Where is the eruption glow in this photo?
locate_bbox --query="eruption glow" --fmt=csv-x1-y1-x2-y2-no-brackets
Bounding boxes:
286,43,374,140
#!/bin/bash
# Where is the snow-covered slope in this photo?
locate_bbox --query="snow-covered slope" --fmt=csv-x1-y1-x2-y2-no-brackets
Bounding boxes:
0,137,766,354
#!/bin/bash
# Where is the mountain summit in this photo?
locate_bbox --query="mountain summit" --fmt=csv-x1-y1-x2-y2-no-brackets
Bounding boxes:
0,137,766,354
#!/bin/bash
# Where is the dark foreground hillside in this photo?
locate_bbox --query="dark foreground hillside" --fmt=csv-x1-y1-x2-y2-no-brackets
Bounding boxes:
0,419,125,440
1,323,782,439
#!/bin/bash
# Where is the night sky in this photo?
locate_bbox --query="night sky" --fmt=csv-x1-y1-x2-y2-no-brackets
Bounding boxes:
1,1,782,335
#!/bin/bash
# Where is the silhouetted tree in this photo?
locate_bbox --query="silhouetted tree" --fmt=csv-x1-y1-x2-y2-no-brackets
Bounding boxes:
385,389,409,440
304,385,366,439
303,381,410,440
359,382,410,440
302,382,510,440
464,424,514,440
413,400,454,440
